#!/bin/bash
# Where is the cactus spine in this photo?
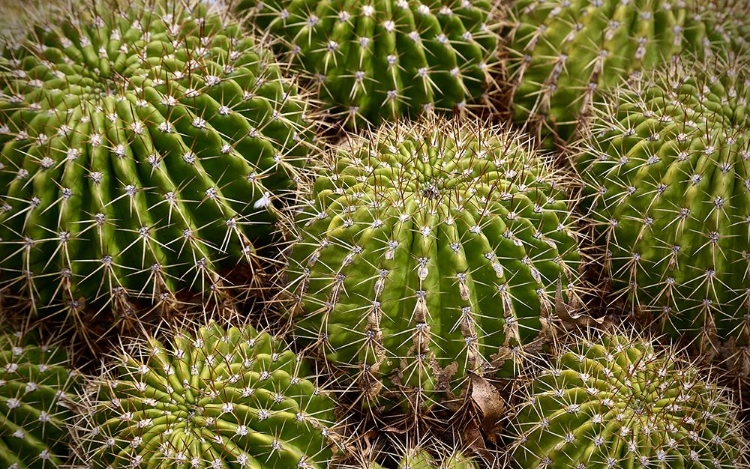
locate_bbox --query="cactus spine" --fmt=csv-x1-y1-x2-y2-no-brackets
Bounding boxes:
287,117,582,410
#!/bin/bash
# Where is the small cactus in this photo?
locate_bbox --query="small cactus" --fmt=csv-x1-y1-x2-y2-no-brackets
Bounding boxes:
287,117,582,410
0,327,79,469
576,55,750,354
505,0,749,147
0,0,313,325
235,0,499,128
507,333,748,469
79,321,337,469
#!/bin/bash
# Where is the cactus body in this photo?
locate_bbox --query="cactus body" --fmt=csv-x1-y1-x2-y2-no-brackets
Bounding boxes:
0,329,78,469
288,117,581,409
0,0,313,319
506,0,749,146
508,334,748,469
577,57,750,351
81,322,336,469
236,0,498,128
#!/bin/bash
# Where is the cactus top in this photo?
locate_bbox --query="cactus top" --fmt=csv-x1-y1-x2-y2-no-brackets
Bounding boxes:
508,334,748,469
506,0,750,145
82,322,337,469
288,117,581,409
577,56,750,347
0,329,78,469
237,0,498,128
0,0,312,315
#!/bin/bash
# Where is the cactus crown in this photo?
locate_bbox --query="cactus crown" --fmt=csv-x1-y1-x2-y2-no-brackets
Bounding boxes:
0,0,314,322
80,321,337,469
287,117,582,410
505,0,750,145
235,0,498,128
508,333,748,469
576,55,750,349
0,328,78,469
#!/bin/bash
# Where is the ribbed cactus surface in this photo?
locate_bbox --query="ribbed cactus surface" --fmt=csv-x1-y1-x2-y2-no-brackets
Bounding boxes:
505,0,749,146
81,322,336,469
577,57,750,350
0,0,312,318
508,334,748,469
0,329,78,469
288,117,581,409
236,0,498,128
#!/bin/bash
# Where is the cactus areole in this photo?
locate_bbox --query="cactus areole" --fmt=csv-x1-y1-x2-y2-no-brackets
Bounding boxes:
288,118,581,409
0,0,312,316
578,57,750,351
236,0,498,128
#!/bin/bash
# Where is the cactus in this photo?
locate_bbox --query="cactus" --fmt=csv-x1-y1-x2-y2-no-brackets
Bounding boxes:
505,0,750,147
507,333,748,469
576,56,750,354
287,117,582,410
0,327,79,469
234,0,498,128
79,321,337,469
0,0,314,324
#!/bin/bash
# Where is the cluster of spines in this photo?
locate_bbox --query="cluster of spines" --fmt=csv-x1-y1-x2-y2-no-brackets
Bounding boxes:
0,327,79,469
78,321,337,469
576,55,750,352
0,0,314,326
286,116,582,410
508,333,748,469
235,0,499,128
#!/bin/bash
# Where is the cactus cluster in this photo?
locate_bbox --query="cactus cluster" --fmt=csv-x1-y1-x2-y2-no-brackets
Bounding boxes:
287,117,582,409
505,0,750,146
576,56,750,351
80,321,337,469
235,0,499,128
0,328,78,469
0,0,313,321
508,333,747,469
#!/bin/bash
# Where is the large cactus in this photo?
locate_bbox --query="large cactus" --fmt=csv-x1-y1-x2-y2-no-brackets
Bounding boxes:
0,328,79,469
287,117,582,410
576,56,750,355
79,321,337,469
0,0,314,323
234,0,498,128
507,333,748,469
505,0,749,147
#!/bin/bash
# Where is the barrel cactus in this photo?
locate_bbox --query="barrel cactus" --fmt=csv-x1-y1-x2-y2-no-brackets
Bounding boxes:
505,0,750,147
576,56,750,355
0,0,313,323
0,328,79,469
79,321,337,469
235,0,498,128
287,117,582,410
507,333,748,469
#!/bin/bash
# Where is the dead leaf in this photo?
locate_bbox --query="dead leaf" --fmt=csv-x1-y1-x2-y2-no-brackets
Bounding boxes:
467,372,505,444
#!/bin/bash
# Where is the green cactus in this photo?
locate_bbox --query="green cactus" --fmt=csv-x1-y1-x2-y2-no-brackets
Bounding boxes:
0,0,313,323
79,321,337,469
287,117,582,410
234,0,498,128
505,0,750,147
576,56,750,353
507,333,748,469
0,327,79,469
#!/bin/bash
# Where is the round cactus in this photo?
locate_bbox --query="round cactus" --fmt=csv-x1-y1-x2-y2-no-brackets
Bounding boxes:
576,56,750,353
505,0,750,147
287,117,582,410
234,0,498,128
0,0,313,321
507,333,748,469
79,321,337,469
0,328,79,469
